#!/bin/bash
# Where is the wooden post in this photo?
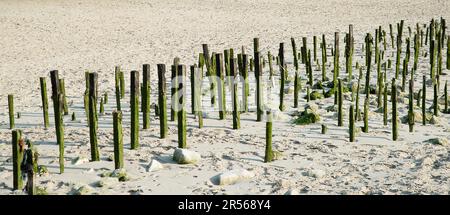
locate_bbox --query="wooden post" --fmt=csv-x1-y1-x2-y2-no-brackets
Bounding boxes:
255,52,263,121
321,124,327,134
408,80,414,132
349,105,355,142
171,58,180,121
392,78,398,141
39,77,49,129
157,64,168,138
231,58,240,129
445,81,448,113
365,34,373,96
99,97,104,115
202,44,216,106
334,32,340,91
313,35,317,62
119,70,125,99
142,64,150,129
279,43,285,111
130,70,140,149
383,83,388,126
23,148,36,195
321,34,327,81
414,34,420,71
115,66,121,111
239,54,249,112
422,75,426,125
194,63,203,128
84,71,90,123
292,38,300,108
12,129,23,190
216,53,226,120
113,110,123,169
88,72,99,161
301,37,307,64
8,95,14,129
338,79,343,126
363,97,369,133
59,79,69,115
264,110,273,163
346,25,354,80
307,49,313,87
177,65,187,148
190,65,196,115
434,81,438,116
268,52,274,80
50,70,64,173
355,78,361,121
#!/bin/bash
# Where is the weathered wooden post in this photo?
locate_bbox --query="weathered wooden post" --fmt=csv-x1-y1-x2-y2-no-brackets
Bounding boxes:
445,81,448,113
157,64,168,138
363,97,369,133
365,33,373,96
23,147,36,195
264,110,273,163
383,83,388,126
392,78,398,141
59,79,69,115
349,105,355,142
115,66,121,111
255,51,263,121
40,77,49,129
389,24,394,48
143,64,150,129
50,70,64,173
334,32,340,91
301,37,307,64
171,58,180,121
321,34,327,81
130,70,140,149
422,75,426,125
88,72,99,161
231,58,240,129
408,80,414,132
177,65,187,148
8,95,14,129
338,79,343,126
434,80,438,116
279,43,285,111
216,53,226,120
240,54,249,112
99,98,104,115
12,129,23,190
291,38,300,108
346,25,354,80
83,72,90,122
414,34,420,70
395,36,402,79
313,35,317,62
194,63,203,128
190,65,196,115
355,78,361,121
113,110,123,169
119,70,125,99
203,44,216,107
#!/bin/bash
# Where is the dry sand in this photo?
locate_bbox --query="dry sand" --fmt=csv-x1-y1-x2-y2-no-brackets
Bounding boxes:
1,0,450,195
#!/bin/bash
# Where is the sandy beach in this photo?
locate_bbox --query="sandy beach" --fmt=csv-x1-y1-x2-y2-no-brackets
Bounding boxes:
1,0,450,195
